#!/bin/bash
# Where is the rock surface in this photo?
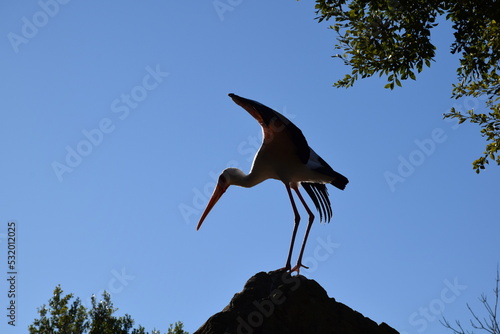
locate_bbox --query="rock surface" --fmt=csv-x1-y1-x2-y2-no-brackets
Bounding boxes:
195,270,399,334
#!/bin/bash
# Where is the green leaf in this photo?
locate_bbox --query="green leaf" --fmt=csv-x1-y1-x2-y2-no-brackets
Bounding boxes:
384,82,395,90
320,0,500,172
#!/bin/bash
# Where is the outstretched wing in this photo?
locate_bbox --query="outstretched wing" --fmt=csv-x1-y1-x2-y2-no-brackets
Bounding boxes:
228,93,310,164
229,93,347,223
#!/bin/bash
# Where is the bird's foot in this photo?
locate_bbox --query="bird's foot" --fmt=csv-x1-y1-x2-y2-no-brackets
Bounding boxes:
277,264,291,272
290,263,308,274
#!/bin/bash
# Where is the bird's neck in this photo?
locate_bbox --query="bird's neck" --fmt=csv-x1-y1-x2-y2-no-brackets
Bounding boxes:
231,170,268,188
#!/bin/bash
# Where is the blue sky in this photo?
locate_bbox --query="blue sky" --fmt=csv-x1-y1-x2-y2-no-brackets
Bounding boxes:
1,1,499,333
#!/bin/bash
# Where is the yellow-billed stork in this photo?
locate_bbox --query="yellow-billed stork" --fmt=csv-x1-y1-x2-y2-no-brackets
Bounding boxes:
197,93,348,273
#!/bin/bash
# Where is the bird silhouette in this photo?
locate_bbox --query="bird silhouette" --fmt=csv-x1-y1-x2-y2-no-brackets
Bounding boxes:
197,94,348,272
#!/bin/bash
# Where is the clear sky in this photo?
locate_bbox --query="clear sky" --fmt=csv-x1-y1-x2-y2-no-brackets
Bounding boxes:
1,1,499,333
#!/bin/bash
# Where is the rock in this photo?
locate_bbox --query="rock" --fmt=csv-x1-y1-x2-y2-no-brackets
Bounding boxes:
195,270,399,334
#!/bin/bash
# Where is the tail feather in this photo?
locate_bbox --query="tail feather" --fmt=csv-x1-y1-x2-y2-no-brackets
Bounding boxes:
330,171,348,190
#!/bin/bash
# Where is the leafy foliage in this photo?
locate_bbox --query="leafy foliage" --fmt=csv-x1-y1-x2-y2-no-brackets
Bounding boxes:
314,0,500,172
167,322,189,334
29,285,188,334
29,285,88,333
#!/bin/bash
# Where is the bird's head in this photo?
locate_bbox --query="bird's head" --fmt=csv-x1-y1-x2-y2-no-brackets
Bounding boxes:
196,168,245,230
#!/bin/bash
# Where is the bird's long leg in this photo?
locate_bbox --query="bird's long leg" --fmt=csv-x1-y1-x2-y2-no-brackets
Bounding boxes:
284,184,300,271
290,187,315,273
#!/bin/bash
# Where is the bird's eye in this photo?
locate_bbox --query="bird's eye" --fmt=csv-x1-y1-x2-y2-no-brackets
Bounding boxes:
218,174,228,184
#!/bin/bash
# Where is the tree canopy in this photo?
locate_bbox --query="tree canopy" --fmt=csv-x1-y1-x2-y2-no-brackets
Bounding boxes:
29,285,188,334
314,0,500,172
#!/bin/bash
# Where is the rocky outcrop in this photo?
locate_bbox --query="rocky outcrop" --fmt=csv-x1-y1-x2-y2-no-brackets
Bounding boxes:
195,270,399,334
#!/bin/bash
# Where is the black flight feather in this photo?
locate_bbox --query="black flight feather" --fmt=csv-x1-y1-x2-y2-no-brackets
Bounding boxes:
302,183,333,222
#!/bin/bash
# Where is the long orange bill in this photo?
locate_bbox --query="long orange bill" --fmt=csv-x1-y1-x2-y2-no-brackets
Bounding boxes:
196,178,228,231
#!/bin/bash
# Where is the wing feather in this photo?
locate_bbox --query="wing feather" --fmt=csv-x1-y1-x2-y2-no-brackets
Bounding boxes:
302,183,333,222
229,94,310,164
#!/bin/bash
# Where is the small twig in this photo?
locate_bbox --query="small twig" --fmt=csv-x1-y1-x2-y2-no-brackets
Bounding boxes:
442,267,500,334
